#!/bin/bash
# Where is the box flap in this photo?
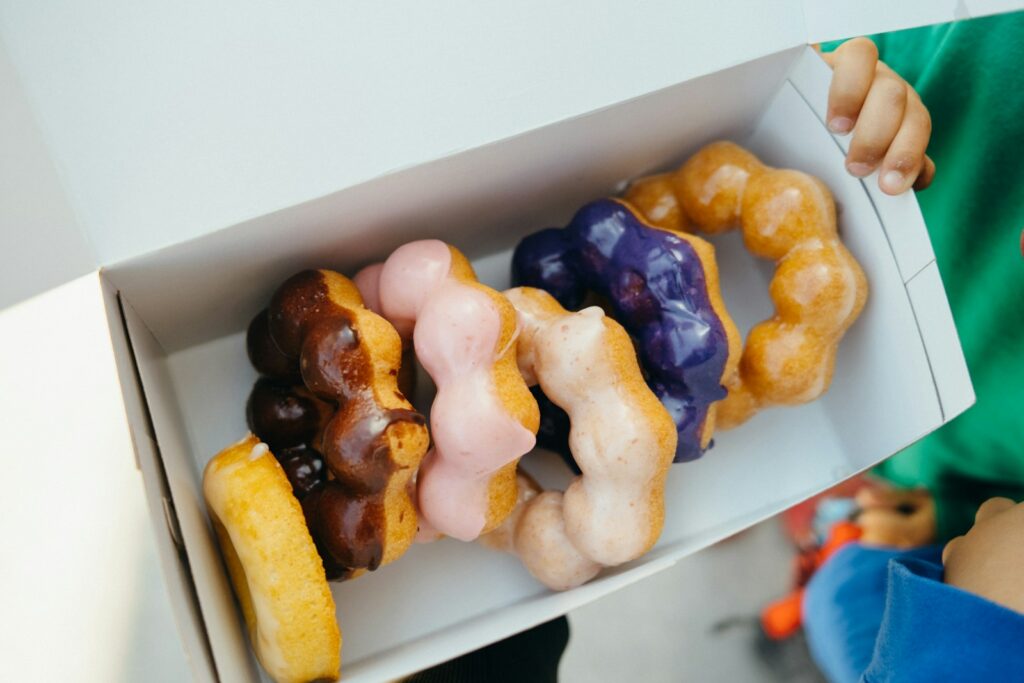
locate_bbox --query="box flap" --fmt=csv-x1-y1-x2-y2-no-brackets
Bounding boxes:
0,273,190,680
906,263,975,421
0,0,807,267
802,0,1023,44
0,38,95,310
4,2,1021,284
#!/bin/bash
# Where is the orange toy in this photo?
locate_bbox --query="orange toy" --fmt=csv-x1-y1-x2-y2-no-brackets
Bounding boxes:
761,520,863,640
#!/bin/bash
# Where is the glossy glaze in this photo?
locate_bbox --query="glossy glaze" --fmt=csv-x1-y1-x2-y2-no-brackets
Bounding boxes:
247,270,426,578
246,308,300,380
360,240,537,541
279,444,327,498
246,377,327,451
627,141,868,428
512,199,730,461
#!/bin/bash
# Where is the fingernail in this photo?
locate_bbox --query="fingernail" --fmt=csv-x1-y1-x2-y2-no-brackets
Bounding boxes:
881,170,906,193
846,161,873,177
828,116,854,134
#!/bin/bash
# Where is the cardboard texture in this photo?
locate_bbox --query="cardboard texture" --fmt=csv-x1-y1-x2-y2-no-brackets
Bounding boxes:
3,2,1011,681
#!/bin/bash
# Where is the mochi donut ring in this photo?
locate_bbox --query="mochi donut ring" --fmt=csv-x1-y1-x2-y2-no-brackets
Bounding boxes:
512,198,740,462
246,309,417,502
263,269,430,578
354,240,540,541
203,435,340,683
244,377,332,497
624,141,868,428
481,287,676,590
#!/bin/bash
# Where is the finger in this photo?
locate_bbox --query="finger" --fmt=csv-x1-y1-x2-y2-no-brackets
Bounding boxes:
846,74,908,177
942,536,962,565
879,94,932,194
974,497,1016,524
826,37,879,135
914,155,936,190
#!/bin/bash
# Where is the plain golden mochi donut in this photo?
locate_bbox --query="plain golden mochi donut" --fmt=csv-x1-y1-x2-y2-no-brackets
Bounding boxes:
203,435,340,683
625,141,868,429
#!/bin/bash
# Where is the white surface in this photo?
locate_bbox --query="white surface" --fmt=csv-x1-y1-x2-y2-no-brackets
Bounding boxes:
121,298,255,683
0,274,190,682
0,39,92,309
0,0,807,274
117,295,224,682
2,1,1009,308
562,519,800,683
103,47,970,683
103,48,800,353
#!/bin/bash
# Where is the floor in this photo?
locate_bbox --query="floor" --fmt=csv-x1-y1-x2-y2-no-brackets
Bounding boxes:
561,519,825,683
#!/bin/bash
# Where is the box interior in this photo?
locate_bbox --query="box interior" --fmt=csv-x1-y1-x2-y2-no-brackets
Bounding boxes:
103,46,959,683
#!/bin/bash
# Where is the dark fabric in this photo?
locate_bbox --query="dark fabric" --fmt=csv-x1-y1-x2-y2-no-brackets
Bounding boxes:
405,617,569,683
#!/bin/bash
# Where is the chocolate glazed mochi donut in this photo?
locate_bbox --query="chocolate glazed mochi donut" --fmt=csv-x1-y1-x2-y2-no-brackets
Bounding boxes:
512,198,740,462
244,312,334,498
246,269,430,579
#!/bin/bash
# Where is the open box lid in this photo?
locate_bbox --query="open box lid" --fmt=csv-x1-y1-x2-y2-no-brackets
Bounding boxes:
1,1,1019,311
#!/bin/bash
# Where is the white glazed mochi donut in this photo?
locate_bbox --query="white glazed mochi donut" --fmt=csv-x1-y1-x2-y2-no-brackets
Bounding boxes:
487,287,677,590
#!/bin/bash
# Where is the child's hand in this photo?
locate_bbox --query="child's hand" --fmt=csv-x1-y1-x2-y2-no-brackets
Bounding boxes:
943,498,1024,615
818,37,935,195
855,486,936,548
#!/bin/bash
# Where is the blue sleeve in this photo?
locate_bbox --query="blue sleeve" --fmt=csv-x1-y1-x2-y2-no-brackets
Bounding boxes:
803,544,942,683
862,555,1024,682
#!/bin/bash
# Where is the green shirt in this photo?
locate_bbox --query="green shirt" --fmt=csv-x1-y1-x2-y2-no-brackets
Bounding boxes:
825,12,1024,540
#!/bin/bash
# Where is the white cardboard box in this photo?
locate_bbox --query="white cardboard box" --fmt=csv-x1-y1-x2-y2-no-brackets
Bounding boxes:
4,2,1013,681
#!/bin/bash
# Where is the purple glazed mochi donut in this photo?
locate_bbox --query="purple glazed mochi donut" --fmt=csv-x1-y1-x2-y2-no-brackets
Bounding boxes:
512,198,740,462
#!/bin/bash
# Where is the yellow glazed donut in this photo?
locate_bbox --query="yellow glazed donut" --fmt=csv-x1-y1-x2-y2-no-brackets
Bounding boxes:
203,435,340,683
625,141,868,429
482,287,677,590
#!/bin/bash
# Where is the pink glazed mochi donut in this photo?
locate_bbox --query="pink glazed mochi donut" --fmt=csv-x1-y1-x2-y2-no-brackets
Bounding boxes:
354,240,540,541
480,287,677,590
